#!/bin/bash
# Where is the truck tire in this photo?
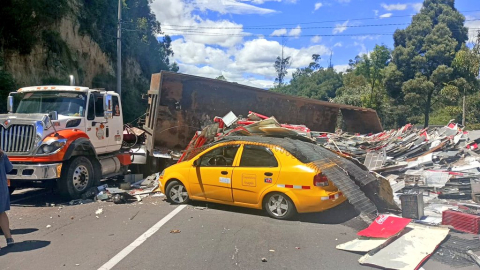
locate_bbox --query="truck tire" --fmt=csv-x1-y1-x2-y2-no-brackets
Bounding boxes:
8,187,15,195
58,156,95,199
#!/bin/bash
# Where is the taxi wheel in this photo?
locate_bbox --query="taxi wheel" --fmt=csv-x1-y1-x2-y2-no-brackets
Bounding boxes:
264,193,296,220
166,180,190,204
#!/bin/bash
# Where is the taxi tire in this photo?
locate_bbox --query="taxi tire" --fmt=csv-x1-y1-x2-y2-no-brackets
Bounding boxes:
264,192,296,220
166,180,190,204
58,156,95,199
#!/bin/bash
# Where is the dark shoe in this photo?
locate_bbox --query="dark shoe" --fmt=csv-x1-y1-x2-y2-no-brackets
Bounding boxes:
6,238,14,246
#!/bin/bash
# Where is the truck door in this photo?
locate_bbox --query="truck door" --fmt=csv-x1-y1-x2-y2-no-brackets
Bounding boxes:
85,93,109,155
106,95,123,152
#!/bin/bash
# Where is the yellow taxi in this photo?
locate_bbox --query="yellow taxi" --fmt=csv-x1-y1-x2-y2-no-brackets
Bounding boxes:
158,137,346,219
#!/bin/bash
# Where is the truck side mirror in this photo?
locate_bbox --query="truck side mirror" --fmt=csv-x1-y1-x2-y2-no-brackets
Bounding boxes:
7,96,13,113
49,111,58,121
104,94,113,119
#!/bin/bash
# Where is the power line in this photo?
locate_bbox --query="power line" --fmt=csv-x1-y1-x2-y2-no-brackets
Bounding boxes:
161,27,480,38
160,9,480,29
162,18,480,31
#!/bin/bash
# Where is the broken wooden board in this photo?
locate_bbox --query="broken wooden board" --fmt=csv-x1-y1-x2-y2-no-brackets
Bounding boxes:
358,223,449,270
336,237,388,252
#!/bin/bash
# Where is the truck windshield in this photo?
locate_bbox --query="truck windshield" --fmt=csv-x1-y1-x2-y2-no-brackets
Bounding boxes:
16,91,87,116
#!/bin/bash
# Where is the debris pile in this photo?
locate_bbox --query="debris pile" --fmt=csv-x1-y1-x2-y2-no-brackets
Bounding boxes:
179,111,400,221
338,215,450,270
69,173,163,205
322,122,480,198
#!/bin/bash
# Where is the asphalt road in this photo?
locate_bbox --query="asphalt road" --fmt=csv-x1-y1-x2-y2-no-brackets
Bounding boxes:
0,188,477,270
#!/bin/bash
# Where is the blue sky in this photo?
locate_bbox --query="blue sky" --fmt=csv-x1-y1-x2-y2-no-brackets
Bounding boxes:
150,0,479,88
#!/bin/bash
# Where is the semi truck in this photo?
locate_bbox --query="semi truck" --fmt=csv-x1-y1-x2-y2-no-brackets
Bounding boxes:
3,71,383,199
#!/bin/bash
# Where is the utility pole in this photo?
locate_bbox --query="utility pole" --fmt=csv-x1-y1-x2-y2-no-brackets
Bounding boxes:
462,94,466,126
117,0,122,98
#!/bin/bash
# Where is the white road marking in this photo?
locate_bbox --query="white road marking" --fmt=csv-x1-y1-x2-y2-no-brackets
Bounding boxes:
97,205,187,270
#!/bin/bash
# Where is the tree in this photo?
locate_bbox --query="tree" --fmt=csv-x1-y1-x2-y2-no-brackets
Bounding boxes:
215,75,227,81
272,54,342,101
274,56,290,87
274,39,291,87
353,45,391,108
387,0,468,127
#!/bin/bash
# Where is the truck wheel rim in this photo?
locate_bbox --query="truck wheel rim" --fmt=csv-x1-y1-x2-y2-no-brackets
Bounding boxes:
72,165,89,192
170,185,188,203
268,194,288,217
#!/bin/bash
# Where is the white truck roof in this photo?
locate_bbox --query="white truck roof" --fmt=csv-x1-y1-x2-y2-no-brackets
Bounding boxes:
17,86,117,95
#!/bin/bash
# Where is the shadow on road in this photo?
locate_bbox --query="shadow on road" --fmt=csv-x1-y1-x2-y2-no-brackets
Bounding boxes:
0,240,50,256
1,228,39,236
182,199,368,229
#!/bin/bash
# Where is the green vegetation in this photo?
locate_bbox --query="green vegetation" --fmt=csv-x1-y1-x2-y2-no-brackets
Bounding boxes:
0,57,16,113
0,0,69,54
273,0,480,129
0,0,178,121
77,0,178,122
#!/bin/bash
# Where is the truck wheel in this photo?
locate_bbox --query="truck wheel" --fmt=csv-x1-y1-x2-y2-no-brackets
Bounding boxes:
166,180,190,204
264,193,296,220
58,156,95,199
8,187,15,195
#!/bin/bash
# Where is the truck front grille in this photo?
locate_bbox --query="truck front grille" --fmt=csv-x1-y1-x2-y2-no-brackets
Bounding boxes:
1,125,36,154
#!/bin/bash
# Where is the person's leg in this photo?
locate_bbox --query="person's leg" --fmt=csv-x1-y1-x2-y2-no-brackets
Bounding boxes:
0,212,11,239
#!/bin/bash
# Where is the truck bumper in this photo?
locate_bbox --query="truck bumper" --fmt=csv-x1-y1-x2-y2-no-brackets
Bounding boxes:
7,163,62,180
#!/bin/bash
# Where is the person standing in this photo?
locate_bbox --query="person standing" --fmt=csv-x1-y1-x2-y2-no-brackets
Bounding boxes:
0,149,14,249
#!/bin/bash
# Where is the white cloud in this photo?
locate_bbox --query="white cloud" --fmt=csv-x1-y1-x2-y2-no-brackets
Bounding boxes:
151,0,333,88
334,42,342,47
270,26,301,37
411,3,422,12
333,64,349,72
314,2,323,11
288,26,302,37
354,41,368,55
333,20,349,34
311,35,322,43
352,35,379,41
194,0,276,15
381,3,407,11
466,15,480,43
271,28,287,36
380,13,392,18
373,10,379,16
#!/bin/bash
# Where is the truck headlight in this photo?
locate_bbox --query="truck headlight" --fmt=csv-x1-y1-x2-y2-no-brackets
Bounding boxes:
36,139,67,155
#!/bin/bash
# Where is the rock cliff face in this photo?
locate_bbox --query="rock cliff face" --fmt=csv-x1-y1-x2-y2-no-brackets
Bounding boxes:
3,8,144,88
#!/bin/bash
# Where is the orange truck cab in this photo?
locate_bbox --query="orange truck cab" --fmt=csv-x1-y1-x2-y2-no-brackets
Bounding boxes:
3,85,130,198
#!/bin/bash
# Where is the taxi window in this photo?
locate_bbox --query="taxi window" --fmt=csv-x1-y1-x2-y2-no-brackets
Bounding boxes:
199,145,240,167
240,145,278,167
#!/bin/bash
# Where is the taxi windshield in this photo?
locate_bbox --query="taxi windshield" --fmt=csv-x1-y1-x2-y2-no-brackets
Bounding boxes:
16,91,86,117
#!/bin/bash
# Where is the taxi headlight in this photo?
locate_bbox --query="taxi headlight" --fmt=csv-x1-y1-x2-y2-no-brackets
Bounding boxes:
36,139,67,155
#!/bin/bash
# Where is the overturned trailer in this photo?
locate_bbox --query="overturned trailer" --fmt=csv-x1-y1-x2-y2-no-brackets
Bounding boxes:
142,71,383,155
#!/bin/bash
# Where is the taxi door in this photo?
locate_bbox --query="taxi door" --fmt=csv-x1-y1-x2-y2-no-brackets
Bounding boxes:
188,144,240,202
231,144,281,205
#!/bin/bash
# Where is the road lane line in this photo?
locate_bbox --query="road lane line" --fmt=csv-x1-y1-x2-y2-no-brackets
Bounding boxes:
98,205,187,270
